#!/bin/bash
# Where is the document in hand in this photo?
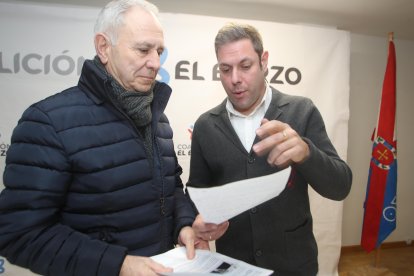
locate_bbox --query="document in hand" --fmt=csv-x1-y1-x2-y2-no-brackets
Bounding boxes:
151,247,273,275
187,167,291,224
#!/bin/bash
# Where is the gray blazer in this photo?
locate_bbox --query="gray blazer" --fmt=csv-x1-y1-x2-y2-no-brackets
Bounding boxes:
187,87,352,275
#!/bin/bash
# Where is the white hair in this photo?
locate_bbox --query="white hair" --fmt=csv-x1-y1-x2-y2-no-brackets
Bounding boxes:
94,0,160,44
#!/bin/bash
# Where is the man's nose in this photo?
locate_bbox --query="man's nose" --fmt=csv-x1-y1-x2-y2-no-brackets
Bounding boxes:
231,69,241,84
146,50,161,70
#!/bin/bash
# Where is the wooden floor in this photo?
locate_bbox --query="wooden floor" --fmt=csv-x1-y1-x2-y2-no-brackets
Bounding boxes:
338,242,414,276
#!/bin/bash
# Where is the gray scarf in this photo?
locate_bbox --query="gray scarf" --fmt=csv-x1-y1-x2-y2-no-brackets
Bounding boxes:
94,56,154,163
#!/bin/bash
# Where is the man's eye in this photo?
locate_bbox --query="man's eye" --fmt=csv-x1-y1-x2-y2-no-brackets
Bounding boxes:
138,48,149,54
220,67,230,73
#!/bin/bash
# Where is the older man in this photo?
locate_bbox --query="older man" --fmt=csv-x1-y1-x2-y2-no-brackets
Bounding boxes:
0,1,203,276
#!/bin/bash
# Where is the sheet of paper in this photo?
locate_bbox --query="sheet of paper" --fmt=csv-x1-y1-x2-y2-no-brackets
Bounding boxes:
187,166,291,224
151,247,273,276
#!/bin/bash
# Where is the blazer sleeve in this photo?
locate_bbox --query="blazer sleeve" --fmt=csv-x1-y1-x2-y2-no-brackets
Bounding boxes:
0,105,126,276
186,116,213,189
293,101,352,201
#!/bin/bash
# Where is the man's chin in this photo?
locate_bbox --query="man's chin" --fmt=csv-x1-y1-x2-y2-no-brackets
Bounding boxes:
133,82,154,93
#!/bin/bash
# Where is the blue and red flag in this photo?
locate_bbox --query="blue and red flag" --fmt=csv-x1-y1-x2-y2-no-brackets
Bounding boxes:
361,34,397,253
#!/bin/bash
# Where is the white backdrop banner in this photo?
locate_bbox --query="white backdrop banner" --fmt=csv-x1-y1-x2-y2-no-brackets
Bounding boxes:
0,2,350,276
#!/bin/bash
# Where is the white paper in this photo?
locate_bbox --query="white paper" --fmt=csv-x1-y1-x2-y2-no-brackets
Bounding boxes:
187,167,291,224
151,247,273,276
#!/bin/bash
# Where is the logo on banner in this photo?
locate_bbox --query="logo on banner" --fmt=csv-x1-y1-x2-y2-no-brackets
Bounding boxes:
0,51,85,76
175,124,193,157
177,143,191,156
0,132,9,158
187,124,193,140
179,124,193,156
0,258,4,273
157,49,170,83
1,50,302,86
174,59,302,85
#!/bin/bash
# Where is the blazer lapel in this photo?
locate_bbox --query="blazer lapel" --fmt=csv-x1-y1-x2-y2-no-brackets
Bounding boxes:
250,88,286,147
210,100,248,154
211,88,289,155
265,88,286,120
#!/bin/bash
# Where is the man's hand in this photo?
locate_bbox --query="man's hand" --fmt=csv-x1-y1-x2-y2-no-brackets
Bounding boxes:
120,255,172,276
192,214,229,243
253,118,310,167
177,225,210,259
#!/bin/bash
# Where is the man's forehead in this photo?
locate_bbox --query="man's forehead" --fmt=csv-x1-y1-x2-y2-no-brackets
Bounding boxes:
218,56,255,66
123,6,163,33
134,40,165,49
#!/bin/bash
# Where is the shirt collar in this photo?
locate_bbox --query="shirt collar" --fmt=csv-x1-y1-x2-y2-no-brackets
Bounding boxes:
226,83,272,118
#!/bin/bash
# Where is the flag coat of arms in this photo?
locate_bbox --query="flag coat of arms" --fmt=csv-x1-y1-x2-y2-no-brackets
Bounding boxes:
361,35,397,253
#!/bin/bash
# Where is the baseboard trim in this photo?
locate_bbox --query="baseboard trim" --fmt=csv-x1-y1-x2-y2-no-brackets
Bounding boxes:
341,241,414,254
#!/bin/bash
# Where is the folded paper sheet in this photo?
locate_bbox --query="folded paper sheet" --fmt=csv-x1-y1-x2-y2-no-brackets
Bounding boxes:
187,167,291,224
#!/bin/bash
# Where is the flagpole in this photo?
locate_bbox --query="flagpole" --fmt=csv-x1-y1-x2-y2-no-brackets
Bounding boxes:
375,31,395,269
389,32,394,42
374,245,381,267
373,32,394,269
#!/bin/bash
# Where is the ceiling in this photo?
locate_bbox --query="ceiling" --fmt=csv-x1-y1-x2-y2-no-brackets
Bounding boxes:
3,0,414,41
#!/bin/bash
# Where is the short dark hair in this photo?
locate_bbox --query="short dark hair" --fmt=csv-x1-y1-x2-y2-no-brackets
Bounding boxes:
214,22,264,61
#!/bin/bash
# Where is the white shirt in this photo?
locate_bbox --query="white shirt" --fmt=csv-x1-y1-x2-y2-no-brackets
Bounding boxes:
226,84,272,152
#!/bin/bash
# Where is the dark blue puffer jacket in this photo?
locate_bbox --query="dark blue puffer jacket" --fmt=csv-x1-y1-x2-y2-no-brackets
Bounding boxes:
0,60,196,276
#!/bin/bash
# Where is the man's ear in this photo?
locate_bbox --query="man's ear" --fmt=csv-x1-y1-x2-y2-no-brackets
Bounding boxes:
94,33,111,64
261,51,269,71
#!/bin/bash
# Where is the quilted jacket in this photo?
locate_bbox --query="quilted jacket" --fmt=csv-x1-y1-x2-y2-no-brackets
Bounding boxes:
0,59,195,276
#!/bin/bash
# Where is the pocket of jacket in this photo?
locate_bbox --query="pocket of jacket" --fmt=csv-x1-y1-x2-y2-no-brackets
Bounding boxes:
284,217,318,268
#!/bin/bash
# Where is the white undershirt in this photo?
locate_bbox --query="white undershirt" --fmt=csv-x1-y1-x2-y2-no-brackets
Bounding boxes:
226,84,272,152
